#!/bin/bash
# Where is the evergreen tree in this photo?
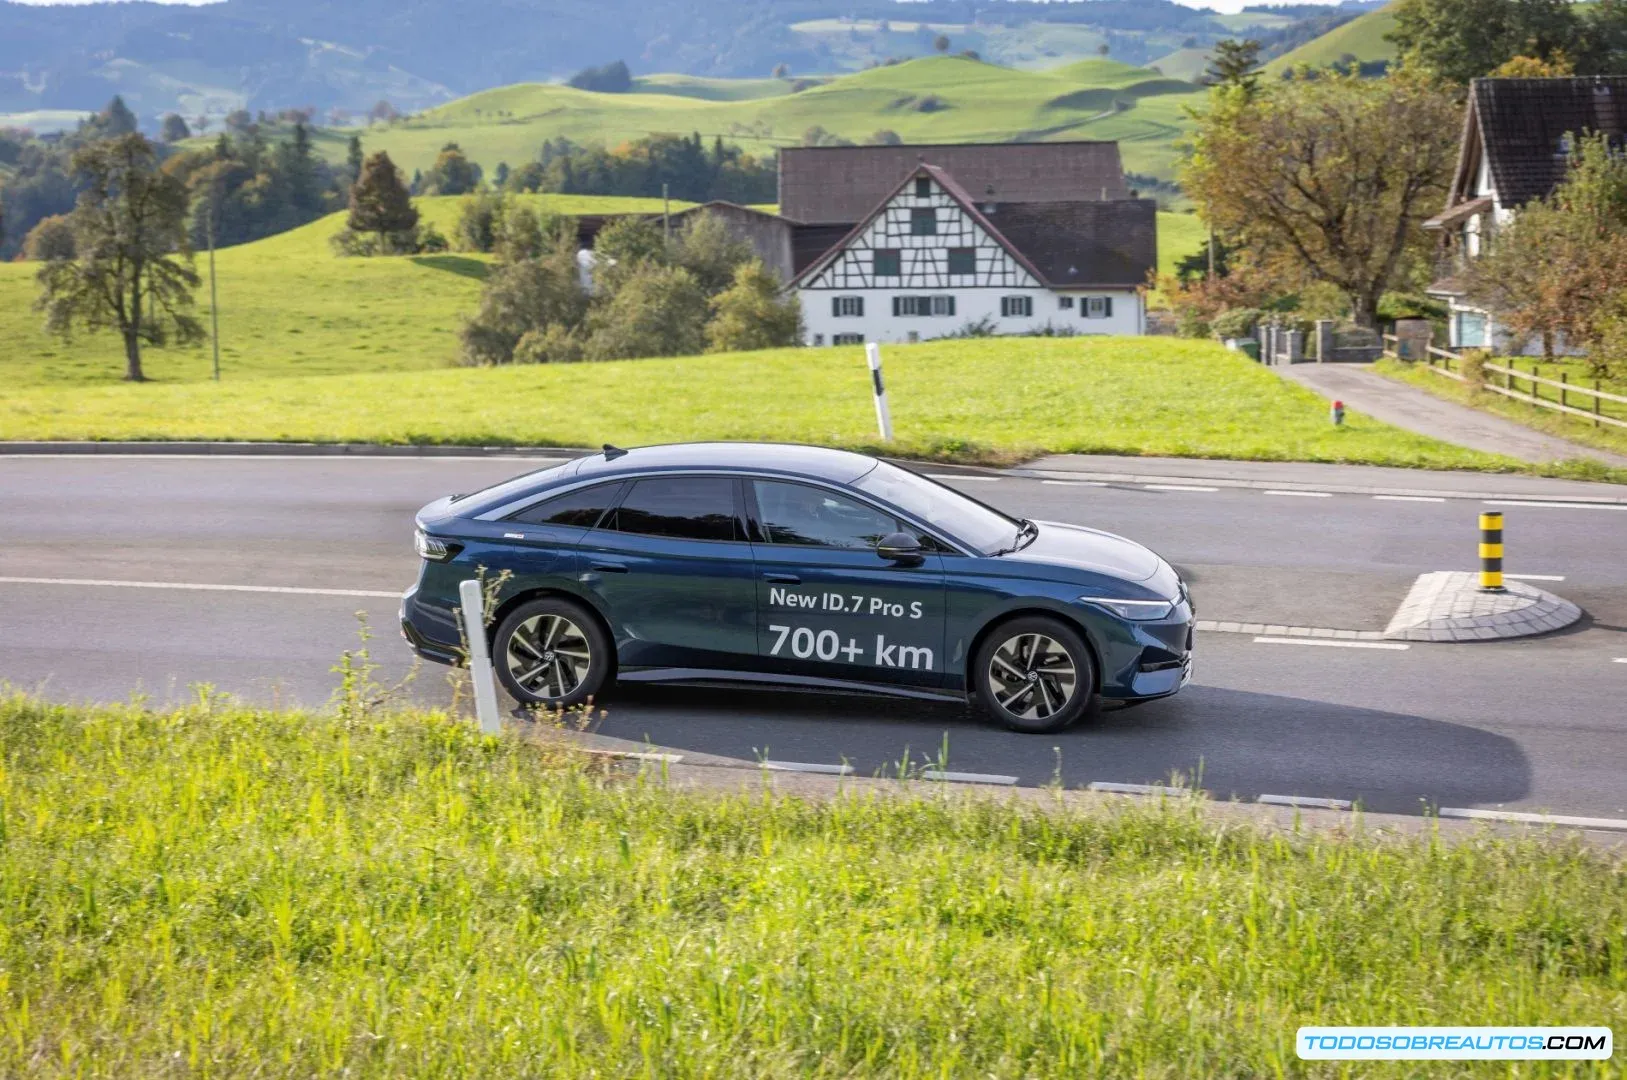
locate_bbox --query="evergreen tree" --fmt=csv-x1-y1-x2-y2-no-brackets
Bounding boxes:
345,134,364,187
1205,39,1262,94
104,96,139,137
275,121,322,220
348,151,419,243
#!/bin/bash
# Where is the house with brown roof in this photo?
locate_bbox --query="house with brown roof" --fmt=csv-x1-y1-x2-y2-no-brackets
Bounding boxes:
1424,76,1627,352
778,142,1157,345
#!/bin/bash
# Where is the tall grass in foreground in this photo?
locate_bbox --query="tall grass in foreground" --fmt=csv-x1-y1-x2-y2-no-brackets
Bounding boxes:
1,694,1622,1077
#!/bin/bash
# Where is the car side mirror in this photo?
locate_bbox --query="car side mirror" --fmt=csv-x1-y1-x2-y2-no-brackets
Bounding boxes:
877,531,924,564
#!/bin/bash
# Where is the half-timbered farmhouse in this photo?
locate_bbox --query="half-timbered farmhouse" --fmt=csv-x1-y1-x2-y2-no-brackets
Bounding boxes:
778,142,1157,346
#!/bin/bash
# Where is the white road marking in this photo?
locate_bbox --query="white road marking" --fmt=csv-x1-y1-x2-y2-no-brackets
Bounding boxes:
1263,489,1332,498
925,473,1000,482
1252,636,1410,650
1504,573,1566,581
1614,658,1627,664
1142,484,1219,492
1483,499,1627,511
920,769,1018,786
1040,479,1108,487
1372,495,1447,503
1087,781,1190,797
1258,794,1353,811
764,760,855,776
0,576,400,599
1439,807,1627,832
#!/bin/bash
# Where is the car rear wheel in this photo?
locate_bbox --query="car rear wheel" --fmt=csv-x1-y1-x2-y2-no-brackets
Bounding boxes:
493,597,611,709
973,616,1096,733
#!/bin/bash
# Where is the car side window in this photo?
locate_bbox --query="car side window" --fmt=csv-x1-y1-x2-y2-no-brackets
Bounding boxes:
753,480,902,549
607,476,739,542
509,482,624,527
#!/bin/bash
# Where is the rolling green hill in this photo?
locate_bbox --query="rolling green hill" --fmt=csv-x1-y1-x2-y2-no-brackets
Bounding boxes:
0,195,1205,389
323,56,1205,186
1264,3,1400,75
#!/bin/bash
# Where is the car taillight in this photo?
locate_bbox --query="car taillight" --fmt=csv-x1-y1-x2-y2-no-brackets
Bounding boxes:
414,529,462,562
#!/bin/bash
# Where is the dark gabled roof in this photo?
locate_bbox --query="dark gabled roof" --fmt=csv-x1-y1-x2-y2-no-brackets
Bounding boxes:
989,200,1158,289
779,141,1129,225
789,163,1157,291
1470,77,1627,207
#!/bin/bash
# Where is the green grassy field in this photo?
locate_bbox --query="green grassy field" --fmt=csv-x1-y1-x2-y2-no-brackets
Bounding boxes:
311,56,1206,185
1155,211,1206,278
0,328,1528,471
1264,3,1400,76
3,694,1623,1077
0,194,686,387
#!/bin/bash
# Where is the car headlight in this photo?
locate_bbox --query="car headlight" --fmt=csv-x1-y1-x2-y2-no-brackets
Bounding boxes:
1078,596,1174,621
414,529,461,562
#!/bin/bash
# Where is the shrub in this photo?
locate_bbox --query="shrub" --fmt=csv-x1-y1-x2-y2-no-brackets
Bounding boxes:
705,261,802,352
1211,307,1264,340
454,191,505,252
515,323,586,363
584,263,708,360
21,214,75,261
459,249,588,364
1459,347,1490,388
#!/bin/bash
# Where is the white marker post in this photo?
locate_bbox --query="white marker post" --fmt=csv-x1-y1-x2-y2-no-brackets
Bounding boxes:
457,578,503,734
866,342,893,442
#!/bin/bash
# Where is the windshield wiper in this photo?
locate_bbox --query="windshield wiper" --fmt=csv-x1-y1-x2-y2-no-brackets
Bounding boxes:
992,518,1038,556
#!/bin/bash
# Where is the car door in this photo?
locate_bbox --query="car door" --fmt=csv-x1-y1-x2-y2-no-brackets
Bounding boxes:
574,473,758,671
747,478,946,688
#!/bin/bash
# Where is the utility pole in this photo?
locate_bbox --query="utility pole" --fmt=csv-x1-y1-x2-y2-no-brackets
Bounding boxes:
662,181,671,247
207,185,221,381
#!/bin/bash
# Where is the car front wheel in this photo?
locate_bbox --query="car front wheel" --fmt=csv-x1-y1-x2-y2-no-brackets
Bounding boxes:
973,616,1096,733
493,597,611,709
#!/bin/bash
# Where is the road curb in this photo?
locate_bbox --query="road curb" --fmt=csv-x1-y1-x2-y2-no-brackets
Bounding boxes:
8,441,1627,505
0,440,594,458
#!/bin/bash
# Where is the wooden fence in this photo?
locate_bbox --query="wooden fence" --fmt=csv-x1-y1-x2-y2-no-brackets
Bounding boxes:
1381,336,1627,431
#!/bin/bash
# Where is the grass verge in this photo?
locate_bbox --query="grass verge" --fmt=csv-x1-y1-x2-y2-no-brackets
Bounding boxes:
1375,357,1627,464
2,693,1623,1077
0,337,1545,471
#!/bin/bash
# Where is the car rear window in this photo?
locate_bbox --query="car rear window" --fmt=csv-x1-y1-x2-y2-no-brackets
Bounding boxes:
606,477,739,542
510,482,625,528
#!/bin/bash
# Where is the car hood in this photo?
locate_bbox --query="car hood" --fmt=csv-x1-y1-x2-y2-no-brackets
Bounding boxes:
1000,520,1167,583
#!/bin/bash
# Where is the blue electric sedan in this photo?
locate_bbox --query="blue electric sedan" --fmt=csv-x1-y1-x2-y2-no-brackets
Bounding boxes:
402,443,1191,733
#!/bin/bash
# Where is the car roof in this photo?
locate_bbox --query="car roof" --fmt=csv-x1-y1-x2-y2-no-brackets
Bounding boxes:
572,442,881,484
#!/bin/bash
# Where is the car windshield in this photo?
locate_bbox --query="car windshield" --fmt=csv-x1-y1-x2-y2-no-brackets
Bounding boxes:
853,461,1020,555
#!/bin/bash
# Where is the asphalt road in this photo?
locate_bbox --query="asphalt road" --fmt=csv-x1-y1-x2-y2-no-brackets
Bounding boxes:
3,454,1625,820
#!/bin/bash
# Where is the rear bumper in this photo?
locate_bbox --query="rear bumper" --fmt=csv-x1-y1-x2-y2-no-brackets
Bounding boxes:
400,585,464,666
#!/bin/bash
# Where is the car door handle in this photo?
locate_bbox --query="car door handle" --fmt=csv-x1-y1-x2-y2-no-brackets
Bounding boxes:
763,573,801,584
590,561,629,574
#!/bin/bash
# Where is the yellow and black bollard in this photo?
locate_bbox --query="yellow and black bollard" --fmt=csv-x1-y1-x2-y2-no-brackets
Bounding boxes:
1479,511,1505,592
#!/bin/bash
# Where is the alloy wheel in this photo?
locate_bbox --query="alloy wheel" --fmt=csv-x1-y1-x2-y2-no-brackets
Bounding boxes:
505,613,593,701
985,632,1078,721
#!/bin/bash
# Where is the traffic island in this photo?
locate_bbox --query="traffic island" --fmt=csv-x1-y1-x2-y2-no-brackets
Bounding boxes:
1383,571,1582,642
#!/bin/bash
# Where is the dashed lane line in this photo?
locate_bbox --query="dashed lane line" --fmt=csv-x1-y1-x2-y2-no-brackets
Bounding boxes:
921,769,1019,786
1143,483,1220,493
764,761,855,776
1264,489,1333,498
1253,636,1411,650
1040,479,1108,487
1484,499,1627,511
1439,807,1627,832
925,474,1000,483
1258,794,1353,811
1505,573,1566,581
1087,781,1193,797
1373,495,1446,503
0,576,400,599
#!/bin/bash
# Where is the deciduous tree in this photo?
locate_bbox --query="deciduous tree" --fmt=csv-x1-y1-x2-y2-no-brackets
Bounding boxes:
1181,72,1459,328
35,135,202,382
584,263,708,360
706,261,800,352
160,113,191,143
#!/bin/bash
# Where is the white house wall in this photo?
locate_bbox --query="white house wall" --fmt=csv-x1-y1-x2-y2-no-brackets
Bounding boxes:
796,174,1145,344
801,288,1143,344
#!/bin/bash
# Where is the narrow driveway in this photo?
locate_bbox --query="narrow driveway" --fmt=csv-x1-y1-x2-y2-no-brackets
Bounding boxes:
1279,363,1627,467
